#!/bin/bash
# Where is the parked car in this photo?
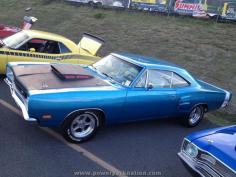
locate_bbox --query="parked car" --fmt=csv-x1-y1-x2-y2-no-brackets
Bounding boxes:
5,52,232,142
0,30,104,74
178,125,236,177
0,16,37,39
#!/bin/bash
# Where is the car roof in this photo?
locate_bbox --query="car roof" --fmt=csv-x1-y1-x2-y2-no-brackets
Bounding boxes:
113,52,183,69
22,30,79,52
112,52,198,85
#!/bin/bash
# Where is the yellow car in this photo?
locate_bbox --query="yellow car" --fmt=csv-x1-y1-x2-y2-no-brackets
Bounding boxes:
0,30,104,74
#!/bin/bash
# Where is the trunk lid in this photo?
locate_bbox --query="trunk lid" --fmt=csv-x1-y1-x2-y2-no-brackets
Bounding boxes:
197,79,226,93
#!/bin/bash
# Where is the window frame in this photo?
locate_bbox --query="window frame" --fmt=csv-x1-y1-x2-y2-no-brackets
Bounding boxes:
171,72,191,88
133,68,191,89
58,42,72,54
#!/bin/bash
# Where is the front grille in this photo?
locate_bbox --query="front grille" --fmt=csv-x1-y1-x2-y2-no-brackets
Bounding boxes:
197,150,236,177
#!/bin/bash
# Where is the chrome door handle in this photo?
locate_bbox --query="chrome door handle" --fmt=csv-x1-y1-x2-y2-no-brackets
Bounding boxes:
55,57,62,60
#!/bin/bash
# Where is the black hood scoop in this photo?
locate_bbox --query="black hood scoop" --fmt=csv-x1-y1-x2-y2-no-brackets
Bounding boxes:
51,64,94,80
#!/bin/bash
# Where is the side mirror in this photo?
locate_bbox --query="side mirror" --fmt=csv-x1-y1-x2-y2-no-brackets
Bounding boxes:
147,83,153,90
29,48,36,52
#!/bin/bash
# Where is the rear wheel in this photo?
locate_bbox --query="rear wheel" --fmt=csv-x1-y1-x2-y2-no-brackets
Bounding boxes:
62,111,99,143
183,105,204,127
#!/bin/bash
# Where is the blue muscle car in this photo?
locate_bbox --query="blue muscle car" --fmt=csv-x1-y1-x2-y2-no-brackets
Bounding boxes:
5,52,232,142
178,125,236,177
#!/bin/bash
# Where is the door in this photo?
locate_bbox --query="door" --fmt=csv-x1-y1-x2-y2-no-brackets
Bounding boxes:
124,69,178,122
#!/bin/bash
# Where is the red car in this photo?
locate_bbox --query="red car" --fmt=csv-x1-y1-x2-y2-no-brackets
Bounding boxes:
0,16,37,39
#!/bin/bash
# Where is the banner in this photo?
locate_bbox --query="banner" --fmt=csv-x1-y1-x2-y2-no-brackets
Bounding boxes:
65,0,236,21
174,0,236,21
174,0,202,15
221,2,236,20
130,0,169,12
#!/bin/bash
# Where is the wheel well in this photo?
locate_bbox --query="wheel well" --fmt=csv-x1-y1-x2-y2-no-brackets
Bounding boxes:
191,103,208,113
61,108,106,128
202,104,208,112
199,104,208,112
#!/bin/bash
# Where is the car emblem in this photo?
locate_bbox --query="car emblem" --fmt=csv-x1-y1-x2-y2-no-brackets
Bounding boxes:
42,82,48,89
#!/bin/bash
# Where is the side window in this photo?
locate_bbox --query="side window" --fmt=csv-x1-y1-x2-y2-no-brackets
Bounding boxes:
147,70,172,88
18,39,47,52
172,73,189,88
17,39,60,54
43,41,60,54
135,71,147,88
59,42,71,53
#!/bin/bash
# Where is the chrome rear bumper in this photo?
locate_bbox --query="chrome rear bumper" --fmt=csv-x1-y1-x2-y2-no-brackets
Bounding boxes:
4,78,36,121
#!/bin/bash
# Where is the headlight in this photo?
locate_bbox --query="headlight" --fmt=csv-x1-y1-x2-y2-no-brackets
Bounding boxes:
184,142,198,158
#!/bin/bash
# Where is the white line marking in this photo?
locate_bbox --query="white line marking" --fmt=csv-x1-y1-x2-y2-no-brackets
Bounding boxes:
0,99,22,116
0,99,128,177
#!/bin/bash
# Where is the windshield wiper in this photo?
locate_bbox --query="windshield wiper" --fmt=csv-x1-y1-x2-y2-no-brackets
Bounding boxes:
91,66,115,82
91,65,97,70
101,72,114,80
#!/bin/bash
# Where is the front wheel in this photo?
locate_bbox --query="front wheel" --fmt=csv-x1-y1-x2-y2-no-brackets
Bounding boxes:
183,105,204,127
62,111,99,143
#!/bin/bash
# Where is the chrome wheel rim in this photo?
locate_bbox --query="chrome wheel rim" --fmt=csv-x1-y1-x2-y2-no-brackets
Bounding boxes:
189,107,202,125
70,113,96,138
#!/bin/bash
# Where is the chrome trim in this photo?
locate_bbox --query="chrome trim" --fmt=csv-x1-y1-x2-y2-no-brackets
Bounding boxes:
192,142,236,174
178,151,211,177
181,138,236,175
145,69,149,88
221,90,231,108
4,78,36,121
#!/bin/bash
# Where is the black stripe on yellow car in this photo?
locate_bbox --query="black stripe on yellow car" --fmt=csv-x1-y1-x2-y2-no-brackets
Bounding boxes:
0,51,99,62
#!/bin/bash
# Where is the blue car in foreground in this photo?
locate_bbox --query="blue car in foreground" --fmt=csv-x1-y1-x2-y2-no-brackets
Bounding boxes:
178,125,236,177
5,52,232,142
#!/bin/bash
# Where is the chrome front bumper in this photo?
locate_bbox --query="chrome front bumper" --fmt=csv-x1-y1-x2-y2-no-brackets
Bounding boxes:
4,78,36,121
178,151,221,177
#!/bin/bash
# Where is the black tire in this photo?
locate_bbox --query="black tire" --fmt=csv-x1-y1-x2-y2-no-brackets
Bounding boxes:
62,111,100,143
183,105,204,127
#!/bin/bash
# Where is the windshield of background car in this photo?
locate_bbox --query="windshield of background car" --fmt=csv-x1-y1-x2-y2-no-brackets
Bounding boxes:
93,55,143,87
3,31,30,49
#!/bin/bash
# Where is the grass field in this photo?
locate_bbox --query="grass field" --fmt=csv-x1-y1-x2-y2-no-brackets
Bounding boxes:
0,0,236,125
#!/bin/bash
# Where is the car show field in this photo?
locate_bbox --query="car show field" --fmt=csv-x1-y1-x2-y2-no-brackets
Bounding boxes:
1,0,235,124
0,0,236,176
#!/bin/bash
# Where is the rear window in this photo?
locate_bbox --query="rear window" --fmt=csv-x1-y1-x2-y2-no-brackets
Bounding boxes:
59,42,71,53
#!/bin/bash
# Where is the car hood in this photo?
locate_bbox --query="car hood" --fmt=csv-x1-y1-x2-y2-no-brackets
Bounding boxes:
190,125,236,172
11,64,114,93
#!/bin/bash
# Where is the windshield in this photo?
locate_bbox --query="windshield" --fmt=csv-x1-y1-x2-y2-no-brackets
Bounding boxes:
93,55,142,87
3,31,30,49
